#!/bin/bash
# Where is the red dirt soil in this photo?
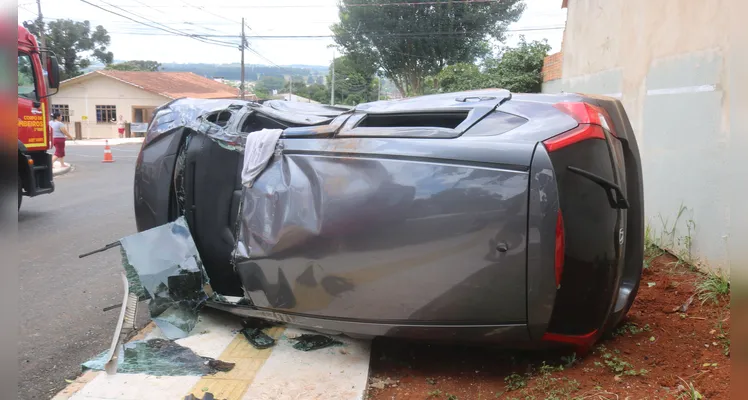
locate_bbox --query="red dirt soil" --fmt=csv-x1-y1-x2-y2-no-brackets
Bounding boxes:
367,253,730,399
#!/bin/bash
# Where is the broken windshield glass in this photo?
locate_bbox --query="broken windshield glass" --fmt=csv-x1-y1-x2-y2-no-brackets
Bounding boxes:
82,339,233,376
119,217,209,339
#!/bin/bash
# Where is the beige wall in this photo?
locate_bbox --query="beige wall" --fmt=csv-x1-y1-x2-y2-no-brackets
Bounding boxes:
545,0,740,272
54,74,170,139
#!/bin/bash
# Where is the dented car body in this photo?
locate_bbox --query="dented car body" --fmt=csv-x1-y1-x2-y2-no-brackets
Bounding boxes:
133,90,644,349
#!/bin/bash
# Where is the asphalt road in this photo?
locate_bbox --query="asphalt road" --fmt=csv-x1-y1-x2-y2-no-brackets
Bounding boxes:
18,144,149,400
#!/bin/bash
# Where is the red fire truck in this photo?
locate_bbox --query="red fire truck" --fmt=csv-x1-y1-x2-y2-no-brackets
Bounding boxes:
17,24,61,209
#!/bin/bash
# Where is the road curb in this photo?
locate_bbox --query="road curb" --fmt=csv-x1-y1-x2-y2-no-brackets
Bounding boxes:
67,138,144,146
53,164,73,176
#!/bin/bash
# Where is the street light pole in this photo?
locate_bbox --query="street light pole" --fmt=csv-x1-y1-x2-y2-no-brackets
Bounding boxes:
240,18,245,100
330,48,335,106
377,76,381,101
36,0,47,71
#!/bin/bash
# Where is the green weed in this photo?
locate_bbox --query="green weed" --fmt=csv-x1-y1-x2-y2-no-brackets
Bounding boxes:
596,345,648,377
696,271,730,305
504,373,527,391
677,377,703,400
614,322,651,337
715,313,730,356
560,353,577,367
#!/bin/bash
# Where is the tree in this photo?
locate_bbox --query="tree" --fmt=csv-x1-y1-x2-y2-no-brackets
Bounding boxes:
24,18,113,80
331,0,524,97
435,37,551,93
328,55,379,105
483,37,551,93
106,60,161,72
253,75,286,99
435,63,484,92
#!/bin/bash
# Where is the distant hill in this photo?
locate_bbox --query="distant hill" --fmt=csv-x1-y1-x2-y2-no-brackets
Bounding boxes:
160,63,328,82
82,62,329,82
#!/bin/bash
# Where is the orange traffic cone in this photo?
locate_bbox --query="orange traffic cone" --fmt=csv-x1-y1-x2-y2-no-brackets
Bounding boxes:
102,140,115,163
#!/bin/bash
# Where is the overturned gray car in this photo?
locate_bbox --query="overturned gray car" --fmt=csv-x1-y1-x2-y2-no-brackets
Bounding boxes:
132,89,644,351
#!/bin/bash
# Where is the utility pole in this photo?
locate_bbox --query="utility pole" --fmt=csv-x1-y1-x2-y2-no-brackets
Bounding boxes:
36,0,47,71
240,18,245,100
377,76,381,101
330,48,335,105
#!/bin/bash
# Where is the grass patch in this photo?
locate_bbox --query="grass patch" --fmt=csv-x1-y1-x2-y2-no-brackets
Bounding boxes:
500,362,579,400
677,377,704,400
613,322,651,337
594,345,648,377
696,271,730,305
715,313,730,356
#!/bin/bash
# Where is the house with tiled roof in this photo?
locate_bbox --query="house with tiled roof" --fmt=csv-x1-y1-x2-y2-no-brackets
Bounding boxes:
54,70,256,139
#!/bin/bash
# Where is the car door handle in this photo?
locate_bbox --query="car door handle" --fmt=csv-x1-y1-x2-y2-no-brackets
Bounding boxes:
567,166,629,210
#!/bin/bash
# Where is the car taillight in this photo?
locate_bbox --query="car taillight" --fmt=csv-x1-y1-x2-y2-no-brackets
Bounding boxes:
553,102,617,136
543,124,606,153
543,101,617,153
554,209,564,288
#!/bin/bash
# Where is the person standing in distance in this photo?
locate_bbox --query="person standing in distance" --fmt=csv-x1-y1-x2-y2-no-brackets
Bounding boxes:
50,112,74,168
117,115,126,138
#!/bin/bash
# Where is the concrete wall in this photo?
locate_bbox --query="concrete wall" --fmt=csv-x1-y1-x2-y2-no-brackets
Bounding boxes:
542,0,738,272
54,74,170,139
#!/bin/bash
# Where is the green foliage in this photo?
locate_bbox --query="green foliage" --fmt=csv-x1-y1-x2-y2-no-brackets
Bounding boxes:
436,63,483,92
677,378,704,400
106,60,161,72
331,0,524,96
24,18,113,80
613,322,651,337
696,271,730,305
330,55,379,105
436,37,551,93
596,345,648,377
253,75,287,99
482,37,551,93
504,373,527,391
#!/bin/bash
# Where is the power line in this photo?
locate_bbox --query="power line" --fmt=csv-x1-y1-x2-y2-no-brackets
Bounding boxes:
97,0,238,45
104,26,565,38
177,0,243,25
78,0,240,49
117,0,505,9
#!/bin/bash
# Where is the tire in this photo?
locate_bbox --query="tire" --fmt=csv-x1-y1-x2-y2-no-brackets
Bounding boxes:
18,175,22,210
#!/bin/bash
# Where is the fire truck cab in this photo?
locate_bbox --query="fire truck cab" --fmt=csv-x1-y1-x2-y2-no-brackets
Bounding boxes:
17,24,61,209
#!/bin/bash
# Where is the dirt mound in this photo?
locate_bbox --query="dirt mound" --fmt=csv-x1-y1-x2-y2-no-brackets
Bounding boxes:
368,253,730,399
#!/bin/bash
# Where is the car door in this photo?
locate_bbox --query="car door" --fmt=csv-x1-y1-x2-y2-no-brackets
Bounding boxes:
17,51,48,150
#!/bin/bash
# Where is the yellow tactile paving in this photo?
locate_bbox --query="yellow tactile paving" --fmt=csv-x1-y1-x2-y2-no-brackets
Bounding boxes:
186,327,286,400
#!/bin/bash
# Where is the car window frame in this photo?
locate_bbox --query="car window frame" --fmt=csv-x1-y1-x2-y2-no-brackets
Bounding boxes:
18,51,39,102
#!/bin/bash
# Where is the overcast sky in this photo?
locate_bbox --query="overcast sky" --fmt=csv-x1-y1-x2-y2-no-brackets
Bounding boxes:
18,0,566,66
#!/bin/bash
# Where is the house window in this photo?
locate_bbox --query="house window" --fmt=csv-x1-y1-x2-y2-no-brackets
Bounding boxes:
96,105,117,123
51,104,70,122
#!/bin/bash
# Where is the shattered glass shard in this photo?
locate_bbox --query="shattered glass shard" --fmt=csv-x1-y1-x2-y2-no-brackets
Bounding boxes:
239,318,280,349
241,328,275,349
289,334,343,352
83,339,232,376
119,217,209,339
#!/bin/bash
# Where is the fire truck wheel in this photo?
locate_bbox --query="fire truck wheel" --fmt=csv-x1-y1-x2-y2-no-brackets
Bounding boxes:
18,175,22,210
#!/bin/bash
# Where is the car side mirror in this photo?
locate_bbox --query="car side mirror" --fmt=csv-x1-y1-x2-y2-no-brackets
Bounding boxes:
47,55,61,90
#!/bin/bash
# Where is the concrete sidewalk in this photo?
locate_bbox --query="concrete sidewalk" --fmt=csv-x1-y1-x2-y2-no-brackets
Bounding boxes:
53,161,73,176
52,310,372,400
67,138,145,146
